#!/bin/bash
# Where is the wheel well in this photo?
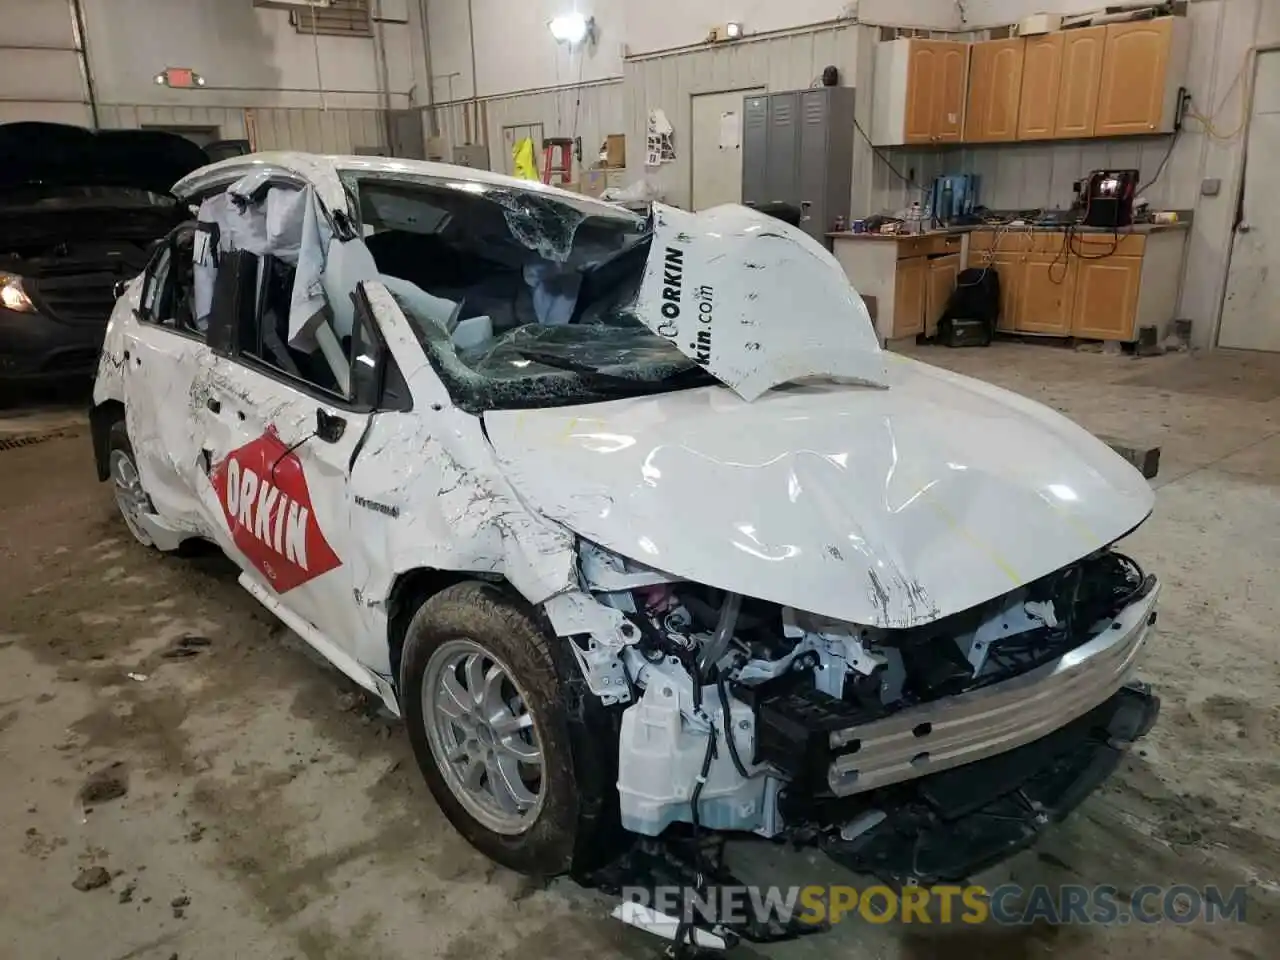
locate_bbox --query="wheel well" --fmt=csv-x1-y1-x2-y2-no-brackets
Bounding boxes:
90,400,125,482
385,568,477,689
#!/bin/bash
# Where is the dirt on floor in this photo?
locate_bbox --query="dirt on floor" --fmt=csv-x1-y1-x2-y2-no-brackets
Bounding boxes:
1,343,1278,960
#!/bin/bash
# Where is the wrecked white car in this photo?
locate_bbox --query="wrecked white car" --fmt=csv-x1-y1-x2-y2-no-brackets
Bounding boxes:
91,153,1160,949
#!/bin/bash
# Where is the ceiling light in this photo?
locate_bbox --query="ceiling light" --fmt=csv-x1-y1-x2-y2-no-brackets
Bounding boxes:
549,11,592,44
725,21,743,38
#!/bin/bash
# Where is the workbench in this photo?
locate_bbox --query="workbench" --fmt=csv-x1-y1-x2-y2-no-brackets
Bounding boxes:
829,221,1190,343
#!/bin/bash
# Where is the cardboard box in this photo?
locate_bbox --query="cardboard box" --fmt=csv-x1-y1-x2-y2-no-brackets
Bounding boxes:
602,134,626,168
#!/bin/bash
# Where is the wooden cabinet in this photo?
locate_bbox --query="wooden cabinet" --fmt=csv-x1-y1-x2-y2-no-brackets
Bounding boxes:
1096,18,1187,135
934,42,970,142
1018,256,1076,335
872,15,1187,145
966,38,1025,142
991,253,1024,331
872,39,971,145
1072,257,1142,339
894,256,927,337
903,41,940,144
1054,26,1105,138
926,253,960,336
957,228,1185,343
1017,32,1063,140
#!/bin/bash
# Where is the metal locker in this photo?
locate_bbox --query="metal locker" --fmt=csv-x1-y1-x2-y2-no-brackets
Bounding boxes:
739,86,856,243
797,87,856,241
741,95,769,207
765,91,800,206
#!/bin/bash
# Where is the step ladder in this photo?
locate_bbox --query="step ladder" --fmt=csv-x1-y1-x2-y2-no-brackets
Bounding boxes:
541,138,574,186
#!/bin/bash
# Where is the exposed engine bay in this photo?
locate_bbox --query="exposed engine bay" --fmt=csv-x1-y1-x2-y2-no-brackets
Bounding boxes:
547,543,1157,842
547,544,1159,949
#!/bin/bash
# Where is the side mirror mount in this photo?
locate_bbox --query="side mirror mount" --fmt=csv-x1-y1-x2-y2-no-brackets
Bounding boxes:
316,407,347,443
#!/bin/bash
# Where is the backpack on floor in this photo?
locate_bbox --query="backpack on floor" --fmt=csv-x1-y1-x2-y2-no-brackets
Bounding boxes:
937,266,1001,347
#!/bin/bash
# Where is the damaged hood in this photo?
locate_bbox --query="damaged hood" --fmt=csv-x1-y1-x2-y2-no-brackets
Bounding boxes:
484,355,1154,627
0,123,208,197
631,203,887,400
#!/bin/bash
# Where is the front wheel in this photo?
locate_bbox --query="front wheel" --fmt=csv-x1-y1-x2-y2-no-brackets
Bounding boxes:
400,581,615,875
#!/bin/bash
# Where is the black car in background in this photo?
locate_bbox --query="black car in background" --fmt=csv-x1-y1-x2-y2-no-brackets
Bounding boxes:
0,123,211,384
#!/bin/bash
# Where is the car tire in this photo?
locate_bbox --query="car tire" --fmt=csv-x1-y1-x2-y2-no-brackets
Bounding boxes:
106,420,157,549
400,580,620,876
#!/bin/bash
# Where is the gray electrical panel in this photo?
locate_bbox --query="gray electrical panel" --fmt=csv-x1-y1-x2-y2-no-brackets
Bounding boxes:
741,86,856,244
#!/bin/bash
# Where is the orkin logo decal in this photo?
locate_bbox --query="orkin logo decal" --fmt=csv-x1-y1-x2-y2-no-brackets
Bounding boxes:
209,428,342,593
656,244,684,337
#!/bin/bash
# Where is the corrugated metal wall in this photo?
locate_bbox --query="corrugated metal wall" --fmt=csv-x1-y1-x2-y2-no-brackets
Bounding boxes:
426,81,625,174
1,0,94,125
623,25,860,208
96,103,388,152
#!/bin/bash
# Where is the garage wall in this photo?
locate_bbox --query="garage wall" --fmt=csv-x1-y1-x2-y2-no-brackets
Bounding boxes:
80,0,417,111
0,0,94,125
2,0,429,152
905,0,1274,348
422,5,956,208
426,0,958,104
622,25,864,208
428,81,626,175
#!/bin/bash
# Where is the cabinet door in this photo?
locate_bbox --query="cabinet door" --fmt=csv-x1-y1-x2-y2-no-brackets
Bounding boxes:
990,253,1023,331
1018,255,1075,334
934,42,971,142
1071,256,1142,340
967,39,1025,142
964,41,995,141
926,254,960,336
1054,25,1105,139
1095,19,1172,136
894,257,927,337
1018,32,1064,140
905,41,940,144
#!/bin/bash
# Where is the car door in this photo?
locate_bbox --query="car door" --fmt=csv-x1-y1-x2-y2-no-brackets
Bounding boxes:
121,224,214,534
191,251,405,671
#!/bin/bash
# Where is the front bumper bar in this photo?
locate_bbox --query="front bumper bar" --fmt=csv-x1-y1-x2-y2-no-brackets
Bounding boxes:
826,580,1160,796
823,681,1160,885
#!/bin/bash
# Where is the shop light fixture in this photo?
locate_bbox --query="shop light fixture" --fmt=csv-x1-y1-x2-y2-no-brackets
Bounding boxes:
549,11,594,45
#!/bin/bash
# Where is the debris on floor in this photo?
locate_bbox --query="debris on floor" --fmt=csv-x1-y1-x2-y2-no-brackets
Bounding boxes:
162,634,212,660
79,762,129,805
71,866,112,892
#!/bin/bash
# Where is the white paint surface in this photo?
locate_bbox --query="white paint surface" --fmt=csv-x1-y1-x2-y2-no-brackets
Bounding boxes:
634,203,886,398
1218,49,1280,351
484,353,1154,628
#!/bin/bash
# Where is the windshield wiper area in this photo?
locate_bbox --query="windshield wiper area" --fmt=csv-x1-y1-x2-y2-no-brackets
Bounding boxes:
512,348,714,390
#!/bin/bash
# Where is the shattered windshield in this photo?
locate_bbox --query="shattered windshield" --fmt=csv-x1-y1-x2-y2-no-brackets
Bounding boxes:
348,172,712,411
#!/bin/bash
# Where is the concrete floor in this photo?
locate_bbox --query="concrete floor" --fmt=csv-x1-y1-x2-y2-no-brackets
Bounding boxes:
1,342,1276,960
